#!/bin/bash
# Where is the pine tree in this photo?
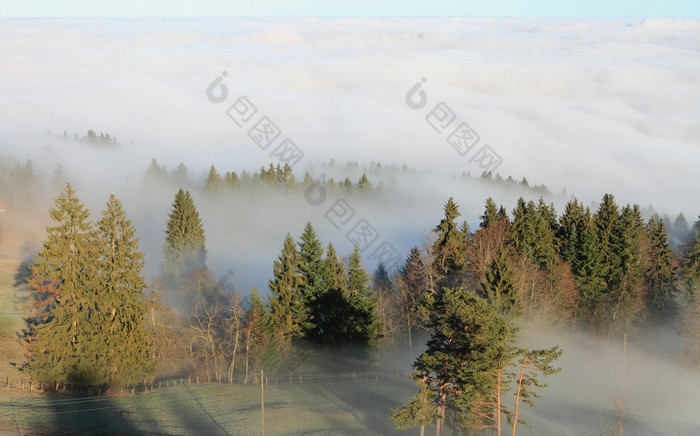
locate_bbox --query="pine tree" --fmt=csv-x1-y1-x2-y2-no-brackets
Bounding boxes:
357,173,372,192
670,212,690,248
644,217,677,321
594,193,619,279
510,198,537,259
94,195,153,385
410,288,518,435
25,184,100,385
685,217,700,294
572,221,607,327
162,188,207,285
345,246,383,347
480,197,499,229
297,222,324,336
171,162,188,186
268,234,305,348
606,205,646,334
432,198,468,289
480,247,520,316
204,164,224,193
532,199,558,268
390,377,438,435
305,242,349,346
557,199,588,263
321,243,347,295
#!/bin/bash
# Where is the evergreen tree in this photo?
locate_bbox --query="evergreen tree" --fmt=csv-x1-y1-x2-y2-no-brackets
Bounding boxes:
432,198,468,289
345,247,383,347
357,173,371,192
685,217,700,294
532,199,558,268
480,247,520,316
510,198,537,259
296,222,325,338
268,234,306,347
572,221,607,327
390,377,439,435
557,199,588,263
645,217,677,320
204,164,224,193
25,184,101,385
606,205,646,334
94,195,153,385
594,193,619,279
670,212,691,248
409,288,518,435
144,158,168,184
161,188,207,285
304,242,348,346
480,197,499,229
171,162,188,186
321,243,347,295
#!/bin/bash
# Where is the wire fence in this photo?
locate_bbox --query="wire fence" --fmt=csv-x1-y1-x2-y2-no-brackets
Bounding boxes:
0,370,406,397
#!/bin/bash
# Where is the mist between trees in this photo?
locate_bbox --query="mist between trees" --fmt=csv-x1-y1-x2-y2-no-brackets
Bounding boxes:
3,150,700,435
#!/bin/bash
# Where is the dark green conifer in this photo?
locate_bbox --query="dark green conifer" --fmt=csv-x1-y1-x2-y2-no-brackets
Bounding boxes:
268,234,306,346
161,188,207,285
25,184,100,385
94,195,153,385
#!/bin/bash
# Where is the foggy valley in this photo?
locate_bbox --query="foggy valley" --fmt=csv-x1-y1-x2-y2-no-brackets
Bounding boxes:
1,7,699,436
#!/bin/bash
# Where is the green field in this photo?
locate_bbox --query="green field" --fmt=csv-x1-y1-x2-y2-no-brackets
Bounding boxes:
0,378,417,435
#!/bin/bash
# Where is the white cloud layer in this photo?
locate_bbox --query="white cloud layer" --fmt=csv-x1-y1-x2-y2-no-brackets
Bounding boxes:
1,17,698,215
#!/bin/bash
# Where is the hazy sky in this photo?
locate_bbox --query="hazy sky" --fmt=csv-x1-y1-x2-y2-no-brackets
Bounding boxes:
1,0,699,18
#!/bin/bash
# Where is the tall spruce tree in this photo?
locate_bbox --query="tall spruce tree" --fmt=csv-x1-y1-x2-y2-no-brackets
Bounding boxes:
162,188,207,285
94,195,153,385
322,243,347,294
572,220,607,327
304,242,348,346
432,198,468,289
685,217,700,294
606,205,646,334
644,217,677,321
25,184,101,385
594,193,619,279
557,199,588,264
297,222,324,335
267,234,305,347
345,246,383,347
480,197,499,229
204,164,225,193
480,247,520,316
510,198,537,259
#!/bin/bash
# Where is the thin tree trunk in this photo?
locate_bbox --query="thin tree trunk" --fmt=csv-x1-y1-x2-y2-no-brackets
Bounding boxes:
407,316,413,350
512,357,527,436
496,368,501,436
436,389,446,436
151,302,157,361
244,332,251,385
420,425,425,436
228,328,239,383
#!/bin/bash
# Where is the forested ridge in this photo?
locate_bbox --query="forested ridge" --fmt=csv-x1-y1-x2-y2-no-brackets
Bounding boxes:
2,152,699,435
